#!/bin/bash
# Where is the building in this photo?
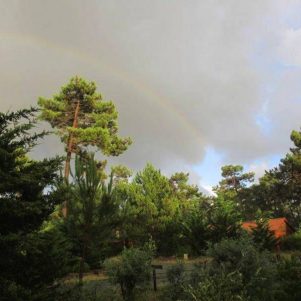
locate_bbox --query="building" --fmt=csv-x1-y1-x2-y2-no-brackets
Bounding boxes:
242,217,295,239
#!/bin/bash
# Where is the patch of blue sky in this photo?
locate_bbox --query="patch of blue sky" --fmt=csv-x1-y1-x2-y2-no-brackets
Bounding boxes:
282,3,301,30
255,111,272,135
243,153,282,181
193,146,225,187
194,147,283,191
249,37,297,136
267,153,283,167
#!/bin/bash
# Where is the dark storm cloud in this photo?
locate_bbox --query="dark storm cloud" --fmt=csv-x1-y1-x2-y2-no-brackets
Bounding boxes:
0,0,300,184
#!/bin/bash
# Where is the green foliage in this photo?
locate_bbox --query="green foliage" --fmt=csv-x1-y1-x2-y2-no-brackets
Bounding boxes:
38,76,131,184
0,108,68,300
206,197,242,243
118,164,206,256
207,236,277,301
214,165,254,219
181,201,209,255
111,165,133,184
166,262,186,300
63,153,120,280
169,172,201,202
104,245,154,301
38,76,131,156
119,164,175,248
180,196,241,255
242,128,301,226
280,230,301,251
215,165,254,194
276,256,301,301
185,266,249,301
251,218,279,251
185,252,301,301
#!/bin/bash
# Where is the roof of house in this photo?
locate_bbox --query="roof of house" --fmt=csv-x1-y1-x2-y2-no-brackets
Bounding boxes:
242,217,295,238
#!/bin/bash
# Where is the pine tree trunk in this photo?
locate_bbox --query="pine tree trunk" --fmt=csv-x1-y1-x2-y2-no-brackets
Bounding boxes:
78,253,85,285
64,149,72,180
79,236,88,285
78,246,86,285
63,100,80,216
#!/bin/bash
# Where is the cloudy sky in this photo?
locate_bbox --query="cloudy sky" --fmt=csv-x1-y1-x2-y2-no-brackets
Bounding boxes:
1,0,301,192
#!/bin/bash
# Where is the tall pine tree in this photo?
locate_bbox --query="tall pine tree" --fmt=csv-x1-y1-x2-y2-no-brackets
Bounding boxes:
38,76,132,182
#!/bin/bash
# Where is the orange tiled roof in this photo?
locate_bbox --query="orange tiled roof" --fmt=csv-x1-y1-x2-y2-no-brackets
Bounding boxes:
242,217,292,238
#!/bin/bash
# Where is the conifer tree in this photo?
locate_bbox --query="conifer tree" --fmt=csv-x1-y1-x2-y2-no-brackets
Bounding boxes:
251,218,278,251
0,108,67,300
38,76,132,182
64,153,119,283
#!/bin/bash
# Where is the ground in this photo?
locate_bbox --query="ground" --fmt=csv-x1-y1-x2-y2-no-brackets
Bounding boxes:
61,257,209,300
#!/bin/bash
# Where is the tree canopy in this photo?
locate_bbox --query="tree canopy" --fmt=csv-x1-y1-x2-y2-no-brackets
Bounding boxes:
0,108,67,300
38,76,132,181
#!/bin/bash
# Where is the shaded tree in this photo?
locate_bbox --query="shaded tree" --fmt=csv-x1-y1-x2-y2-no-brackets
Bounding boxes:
0,108,68,300
64,153,119,283
215,165,254,194
251,218,279,251
243,129,301,227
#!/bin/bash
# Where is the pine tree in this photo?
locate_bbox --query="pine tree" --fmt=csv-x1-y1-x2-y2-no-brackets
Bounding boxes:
0,108,67,300
64,153,119,283
38,76,132,182
251,218,278,251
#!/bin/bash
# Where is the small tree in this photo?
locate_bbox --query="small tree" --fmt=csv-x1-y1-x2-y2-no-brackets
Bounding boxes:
251,218,279,251
207,197,242,243
166,262,186,300
216,165,255,193
181,202,209,255
105,244,154,301
185,267,248,301
207,236,277,300
64,153,119,283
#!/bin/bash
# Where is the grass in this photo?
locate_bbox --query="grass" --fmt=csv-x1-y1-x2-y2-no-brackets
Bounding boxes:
60,256,209,300
65,256,208,284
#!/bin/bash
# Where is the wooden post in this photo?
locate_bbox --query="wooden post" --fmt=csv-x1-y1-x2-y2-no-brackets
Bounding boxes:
151,264,163,292
152,268,157,291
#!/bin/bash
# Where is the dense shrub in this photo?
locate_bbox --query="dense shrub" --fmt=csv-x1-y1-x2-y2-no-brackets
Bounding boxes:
185,266,249,301
204,236,278,301
276,256,301,301
251,218,279,251
104,245,154,301
280,231,301,251
165,262,186,300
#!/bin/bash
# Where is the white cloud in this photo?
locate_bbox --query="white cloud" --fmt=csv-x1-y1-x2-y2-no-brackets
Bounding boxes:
200,183,217,197
278,28,301,66
248,162,269,182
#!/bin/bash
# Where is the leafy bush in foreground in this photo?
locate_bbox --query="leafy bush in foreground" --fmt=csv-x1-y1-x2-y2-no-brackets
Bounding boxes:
280,230,301,251
207,236,277,301
165,262,186,300
185,266,249,301
104,245,154,301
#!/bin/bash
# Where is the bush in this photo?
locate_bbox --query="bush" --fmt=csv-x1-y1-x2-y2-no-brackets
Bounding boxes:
276,256,301,301
280,231,301,251
185,266,249,301
167,236,301,301
206,236,278,301
251,218,279,251
104,246,153,301
166,262,186,300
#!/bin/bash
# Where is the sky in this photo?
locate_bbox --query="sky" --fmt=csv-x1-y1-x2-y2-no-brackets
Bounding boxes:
1,0,301,194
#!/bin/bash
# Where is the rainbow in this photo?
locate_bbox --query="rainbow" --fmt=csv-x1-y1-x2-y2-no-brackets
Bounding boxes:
1,32,203,146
